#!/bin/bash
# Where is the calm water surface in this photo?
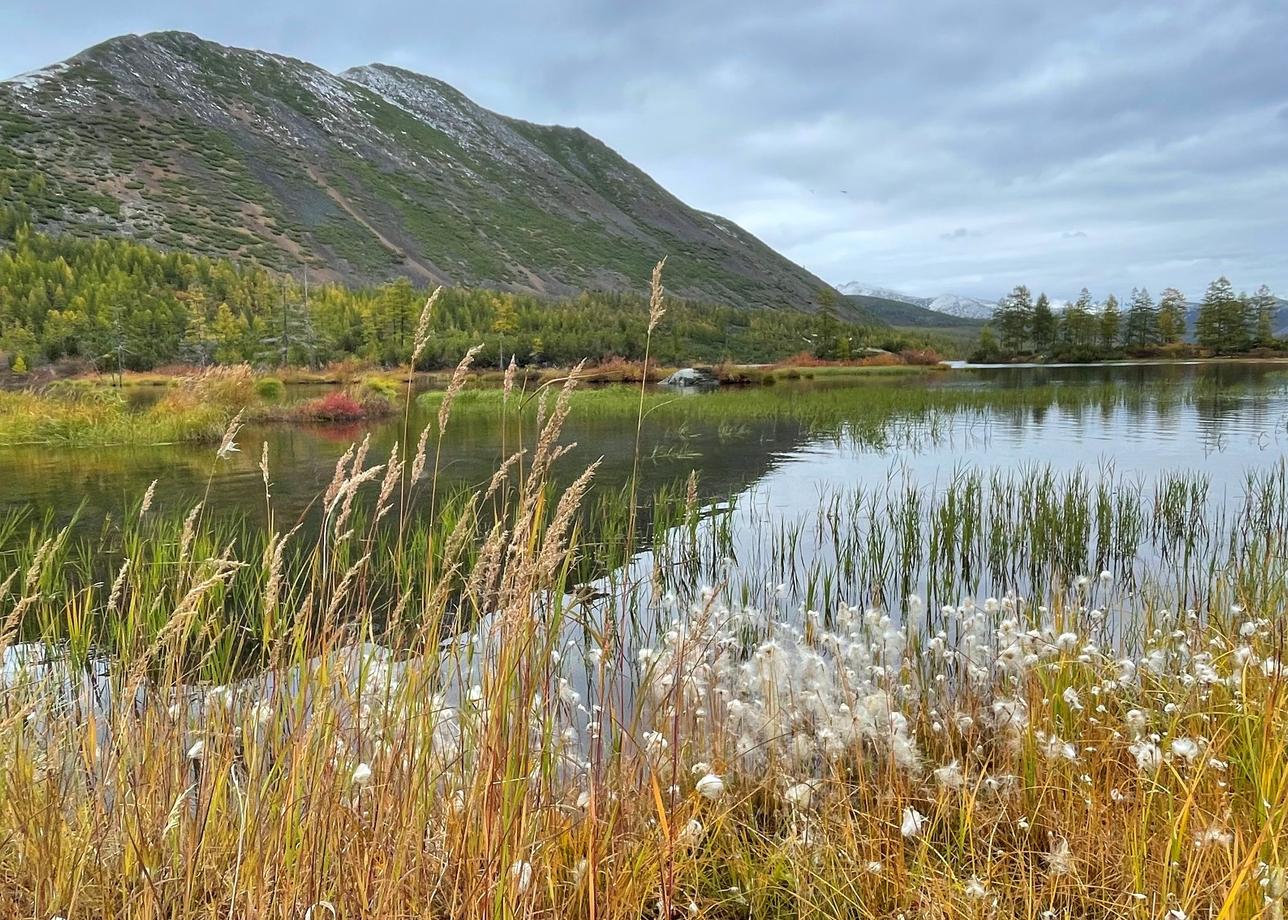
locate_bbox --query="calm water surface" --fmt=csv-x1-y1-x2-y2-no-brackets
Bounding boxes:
2,363,1286,536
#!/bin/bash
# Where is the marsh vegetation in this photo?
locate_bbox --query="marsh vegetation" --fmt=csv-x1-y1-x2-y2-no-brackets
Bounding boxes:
1,279,1287,917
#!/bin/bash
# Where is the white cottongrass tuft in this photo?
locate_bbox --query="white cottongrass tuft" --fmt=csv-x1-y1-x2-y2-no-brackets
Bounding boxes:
510,860,533,893
900,806,927,839
933,760,964,790
1129,740,1162,773
695,772,726,801
783,782,814,809
678,818,705,848
1170,737,1199,763
1045,836,1074,876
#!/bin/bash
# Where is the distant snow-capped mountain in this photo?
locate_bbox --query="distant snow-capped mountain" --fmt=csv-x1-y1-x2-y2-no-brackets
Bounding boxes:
924,294,996,320
836,282,995,320
835,281,930,308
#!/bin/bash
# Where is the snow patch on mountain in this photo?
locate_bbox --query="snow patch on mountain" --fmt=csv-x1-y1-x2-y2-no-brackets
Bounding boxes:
836,281,930,307
925,294,995,320
837,281,995,319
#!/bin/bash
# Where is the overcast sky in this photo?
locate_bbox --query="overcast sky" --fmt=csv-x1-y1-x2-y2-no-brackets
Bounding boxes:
4,0,1286,300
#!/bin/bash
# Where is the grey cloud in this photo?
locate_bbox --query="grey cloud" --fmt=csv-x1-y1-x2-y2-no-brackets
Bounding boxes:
2,0,1285,300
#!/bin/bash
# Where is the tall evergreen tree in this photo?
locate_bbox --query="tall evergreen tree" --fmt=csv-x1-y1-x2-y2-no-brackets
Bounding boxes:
1197,277,1247,352
1251,284,1278,345
994,285,1034,355
1122,288,1159,350
1098,294,1121,352
1156,288,1188,345
1032,293,1057,353
1060,289,1097,350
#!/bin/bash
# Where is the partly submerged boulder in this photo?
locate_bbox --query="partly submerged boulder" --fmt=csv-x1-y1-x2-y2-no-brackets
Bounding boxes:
659,367,719,389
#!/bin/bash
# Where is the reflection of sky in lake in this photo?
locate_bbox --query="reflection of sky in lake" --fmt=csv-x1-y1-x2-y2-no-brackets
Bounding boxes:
1,362,1285,540
751,392,1288,520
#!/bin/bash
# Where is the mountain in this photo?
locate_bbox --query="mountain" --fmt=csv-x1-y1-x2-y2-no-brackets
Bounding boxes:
836,281,930,308
841,293,986,330
836,281,996,320
0,32,836,313
924,294,996,321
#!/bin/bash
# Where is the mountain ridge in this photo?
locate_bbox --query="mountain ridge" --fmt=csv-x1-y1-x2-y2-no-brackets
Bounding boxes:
0,32,838,314
837,281,996,320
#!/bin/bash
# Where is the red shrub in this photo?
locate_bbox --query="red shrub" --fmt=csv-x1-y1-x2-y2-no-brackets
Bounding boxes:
297,391,367,421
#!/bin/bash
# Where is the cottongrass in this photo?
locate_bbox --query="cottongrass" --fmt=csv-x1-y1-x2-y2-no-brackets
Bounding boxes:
2,566,1285,917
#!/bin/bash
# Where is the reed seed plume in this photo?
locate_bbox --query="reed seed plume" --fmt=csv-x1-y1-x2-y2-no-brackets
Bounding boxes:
504,354,518,401
410,422,432,484
648,257,667,333
216,409,244,460
411,286,442,368
139,478,157,519
439,344,483,435
324,443,357,508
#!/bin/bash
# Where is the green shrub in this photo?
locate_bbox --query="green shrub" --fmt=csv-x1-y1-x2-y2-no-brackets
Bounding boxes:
255,376,285,400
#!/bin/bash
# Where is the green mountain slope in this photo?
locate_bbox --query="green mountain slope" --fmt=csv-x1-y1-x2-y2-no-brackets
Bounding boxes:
0,32,837,314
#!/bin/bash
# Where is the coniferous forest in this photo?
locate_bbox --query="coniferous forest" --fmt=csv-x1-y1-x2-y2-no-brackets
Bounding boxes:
975,281,1283,362
0,219,924,373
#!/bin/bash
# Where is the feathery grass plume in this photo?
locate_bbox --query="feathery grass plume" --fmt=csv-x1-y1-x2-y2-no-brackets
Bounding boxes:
536,459,601,578
216,409,244,460
260,441,271,491
178,501,204,568
323,553,371,622
503,354,518,401
332,463,385,543
139,479,157,519
262,522,302,617
483,449,526,503
375,441,402,522
351,433,373,482
439,344,483,435
411,286,441,368
409,423,432,484
424,496,481,610
465,518,508,607
648,257,667,333
529,361,585,483
324,443,357,508
105,557,130,617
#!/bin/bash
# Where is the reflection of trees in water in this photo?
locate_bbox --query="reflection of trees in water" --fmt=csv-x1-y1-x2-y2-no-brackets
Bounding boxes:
3,363,1286,543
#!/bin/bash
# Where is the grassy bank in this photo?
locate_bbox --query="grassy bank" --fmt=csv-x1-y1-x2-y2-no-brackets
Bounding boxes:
0,366,400,447
0,348,1286,918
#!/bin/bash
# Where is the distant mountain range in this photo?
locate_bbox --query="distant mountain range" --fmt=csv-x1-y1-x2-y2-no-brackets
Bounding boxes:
837,282,996,321
838,281,1288,337
0,32,846,315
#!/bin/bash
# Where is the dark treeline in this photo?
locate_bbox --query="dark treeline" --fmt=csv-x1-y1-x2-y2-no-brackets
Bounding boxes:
975,280,1282,363
0,223,933,372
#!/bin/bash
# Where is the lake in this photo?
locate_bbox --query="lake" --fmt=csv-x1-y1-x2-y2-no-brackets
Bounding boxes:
3,362,1285,525
3,361,1286,613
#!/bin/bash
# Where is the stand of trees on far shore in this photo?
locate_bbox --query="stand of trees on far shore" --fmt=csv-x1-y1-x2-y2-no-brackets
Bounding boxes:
0,222,939,374
973,279,1282,363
